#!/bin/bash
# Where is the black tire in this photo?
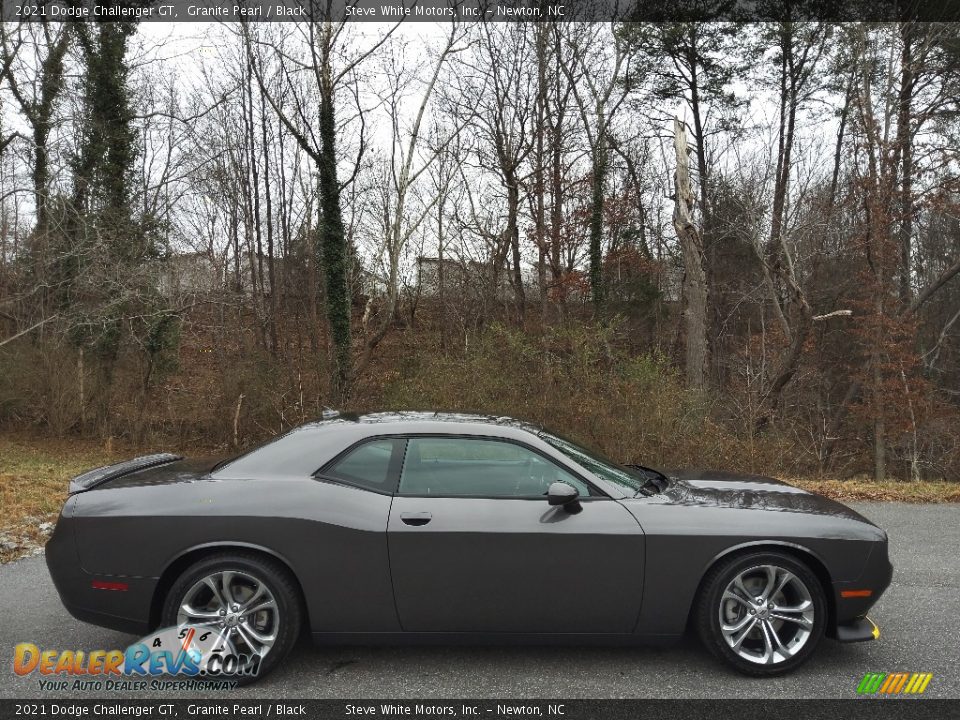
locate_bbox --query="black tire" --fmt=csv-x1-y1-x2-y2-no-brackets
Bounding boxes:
161,551,302,683
695,551,827,677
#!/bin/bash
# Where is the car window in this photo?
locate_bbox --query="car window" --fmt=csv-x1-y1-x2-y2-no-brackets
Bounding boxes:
398,437,591,497
541,432,648,495
324,439,402,493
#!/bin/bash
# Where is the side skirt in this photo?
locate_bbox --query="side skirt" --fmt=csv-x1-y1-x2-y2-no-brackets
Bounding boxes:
310,632,681,647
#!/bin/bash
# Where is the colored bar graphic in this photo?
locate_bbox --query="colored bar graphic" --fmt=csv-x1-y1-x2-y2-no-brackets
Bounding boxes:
858,672,932,695
857,673,886,694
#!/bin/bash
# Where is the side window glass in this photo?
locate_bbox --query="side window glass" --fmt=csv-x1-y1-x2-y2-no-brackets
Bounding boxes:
324,439,400,493
398,438,590,497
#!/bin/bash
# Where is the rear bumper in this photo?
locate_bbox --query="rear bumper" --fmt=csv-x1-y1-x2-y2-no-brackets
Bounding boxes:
45,505,155,637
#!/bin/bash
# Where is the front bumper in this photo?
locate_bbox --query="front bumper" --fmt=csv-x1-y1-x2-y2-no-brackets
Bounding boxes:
836,615,880,643
830,542,893,642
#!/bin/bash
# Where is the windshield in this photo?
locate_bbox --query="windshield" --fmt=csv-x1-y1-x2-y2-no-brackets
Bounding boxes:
540,432,650,495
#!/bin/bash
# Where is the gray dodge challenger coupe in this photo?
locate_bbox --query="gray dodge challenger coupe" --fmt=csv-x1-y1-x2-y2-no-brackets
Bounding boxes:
46,411,891,680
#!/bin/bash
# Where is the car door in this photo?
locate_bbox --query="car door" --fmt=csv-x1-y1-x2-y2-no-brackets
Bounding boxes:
387,435,645,634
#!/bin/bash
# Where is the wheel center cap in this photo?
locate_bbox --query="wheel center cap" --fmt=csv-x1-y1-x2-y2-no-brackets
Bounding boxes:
755,605,770,620
225,613,240,627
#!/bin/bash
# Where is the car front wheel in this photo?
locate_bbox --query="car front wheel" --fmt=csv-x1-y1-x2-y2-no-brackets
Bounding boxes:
696,551,827,676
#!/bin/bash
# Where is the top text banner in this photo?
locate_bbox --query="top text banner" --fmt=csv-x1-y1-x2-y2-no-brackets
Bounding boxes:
5,0,960,22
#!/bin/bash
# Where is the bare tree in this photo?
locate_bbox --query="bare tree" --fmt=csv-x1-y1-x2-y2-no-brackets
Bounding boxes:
356,22,467,375
557,23,634,306
246,15,401,401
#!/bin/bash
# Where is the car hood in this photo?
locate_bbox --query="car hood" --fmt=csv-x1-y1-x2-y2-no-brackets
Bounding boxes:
655,469,874,523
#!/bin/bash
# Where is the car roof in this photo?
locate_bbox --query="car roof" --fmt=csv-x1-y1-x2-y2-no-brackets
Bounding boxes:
301,411,546,439
210,410,630,499
212,411,554,480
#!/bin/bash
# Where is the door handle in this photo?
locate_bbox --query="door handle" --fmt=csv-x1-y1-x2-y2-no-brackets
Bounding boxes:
400,512,432,527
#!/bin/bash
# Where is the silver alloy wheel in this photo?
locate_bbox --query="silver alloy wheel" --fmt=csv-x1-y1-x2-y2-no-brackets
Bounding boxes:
719,564,815,665
177,570,279,658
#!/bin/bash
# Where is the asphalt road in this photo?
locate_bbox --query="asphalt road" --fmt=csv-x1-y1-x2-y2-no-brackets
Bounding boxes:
1,502,957,700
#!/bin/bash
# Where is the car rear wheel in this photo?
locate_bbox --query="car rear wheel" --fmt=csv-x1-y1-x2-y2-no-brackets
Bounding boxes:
161,552,301,682
695,551,827,676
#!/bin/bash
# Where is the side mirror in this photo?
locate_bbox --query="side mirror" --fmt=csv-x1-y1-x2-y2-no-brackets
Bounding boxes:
547,481,581,513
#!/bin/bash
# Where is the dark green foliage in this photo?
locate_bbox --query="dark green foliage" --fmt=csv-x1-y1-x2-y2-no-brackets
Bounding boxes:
72,23,135,214
55,19,176,430
143,311,181,378
318,89,351,401
624,23,744,109
621,22,747,233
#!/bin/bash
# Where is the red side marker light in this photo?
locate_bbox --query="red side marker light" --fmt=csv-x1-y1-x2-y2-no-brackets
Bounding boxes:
840,589,873,598
91,580,129,591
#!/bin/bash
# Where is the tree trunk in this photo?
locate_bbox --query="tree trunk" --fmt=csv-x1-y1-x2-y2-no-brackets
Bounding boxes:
754,24,815,429
438,206,446,351
873,351,886,481
259,81,280,355
534,23,549,321
318,72,351,402
673,119,709,390
896,22,915,305
589,142,606,307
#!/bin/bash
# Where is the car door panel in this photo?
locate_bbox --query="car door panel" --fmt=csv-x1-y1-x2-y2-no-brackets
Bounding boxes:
387,496,644,633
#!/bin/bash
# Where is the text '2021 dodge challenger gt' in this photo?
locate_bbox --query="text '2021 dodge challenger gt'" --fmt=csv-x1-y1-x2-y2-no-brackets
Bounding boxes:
46,412,892,680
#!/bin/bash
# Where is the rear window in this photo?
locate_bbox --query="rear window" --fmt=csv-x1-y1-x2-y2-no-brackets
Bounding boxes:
212,423,369,479
324,439,402,493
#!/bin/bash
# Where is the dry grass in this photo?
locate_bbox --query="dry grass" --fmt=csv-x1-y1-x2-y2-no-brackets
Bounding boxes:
793,478,960,503
0,434,127,562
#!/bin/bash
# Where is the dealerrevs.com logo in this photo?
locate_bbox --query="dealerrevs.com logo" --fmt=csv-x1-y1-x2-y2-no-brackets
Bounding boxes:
13,625,260,691
857,672,934,696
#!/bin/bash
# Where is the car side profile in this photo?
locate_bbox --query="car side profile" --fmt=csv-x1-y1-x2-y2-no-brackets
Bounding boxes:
46,412,892,680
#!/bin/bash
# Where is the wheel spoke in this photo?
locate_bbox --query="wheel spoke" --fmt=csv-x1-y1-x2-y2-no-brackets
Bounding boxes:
202,576,226,609
722,590,752,609
772,570,794,598
182,618,221,629
770,612,813,629
220,571,237,606
233,624,259,655
774,599,812,614
236,622,275,656
733,575,753,600
242,622,277,646
763,620,792,660
759,566,777,600
728,618,757,650
244,599,278,616
180,603,221,621
722,613,755,634
240,581,266,611
758,619,777,664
